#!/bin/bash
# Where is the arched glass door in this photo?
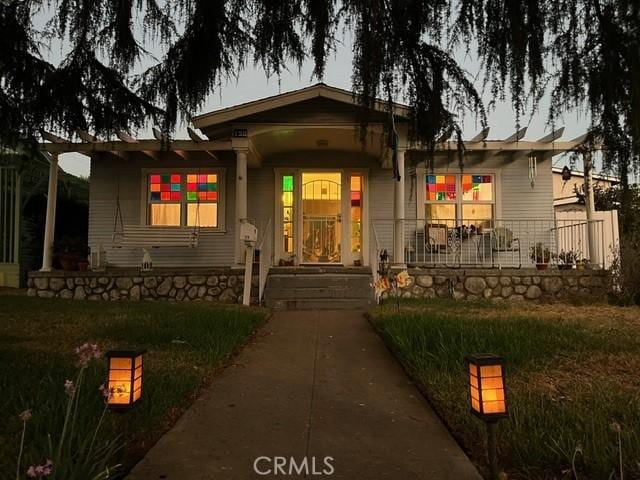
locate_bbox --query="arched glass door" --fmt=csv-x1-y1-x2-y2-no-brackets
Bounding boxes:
302,173,342,263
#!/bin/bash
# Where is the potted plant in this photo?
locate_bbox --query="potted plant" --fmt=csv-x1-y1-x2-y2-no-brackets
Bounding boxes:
576,258,591,270
54,236,89,271
530,242,551,270
555,250,579,270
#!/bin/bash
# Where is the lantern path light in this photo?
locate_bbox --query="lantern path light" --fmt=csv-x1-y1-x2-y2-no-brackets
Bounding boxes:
466,353,508,480
105,349,146,412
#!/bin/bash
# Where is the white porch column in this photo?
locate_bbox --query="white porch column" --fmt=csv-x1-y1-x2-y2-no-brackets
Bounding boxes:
235,148,248,264
583,152,599,266
41,153,59,271
393,149,405,264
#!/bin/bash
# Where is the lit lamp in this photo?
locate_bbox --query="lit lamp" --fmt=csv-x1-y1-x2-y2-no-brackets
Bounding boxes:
466,354,508,480
105,349,146,411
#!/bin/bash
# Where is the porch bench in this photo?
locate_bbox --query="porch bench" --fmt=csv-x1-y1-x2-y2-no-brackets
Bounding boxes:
112,225,199,248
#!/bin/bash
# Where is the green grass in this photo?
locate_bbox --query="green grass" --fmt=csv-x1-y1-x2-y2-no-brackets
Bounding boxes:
369,299,640,480
0,296,268,477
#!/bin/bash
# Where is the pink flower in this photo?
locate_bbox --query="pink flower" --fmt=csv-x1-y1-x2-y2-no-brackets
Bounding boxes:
26,459,53,478
19,409,32,422
75,343,102,367
64,379,75,398
98,383,112,402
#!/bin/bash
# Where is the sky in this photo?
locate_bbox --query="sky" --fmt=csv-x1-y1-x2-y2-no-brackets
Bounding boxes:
54,27,591,178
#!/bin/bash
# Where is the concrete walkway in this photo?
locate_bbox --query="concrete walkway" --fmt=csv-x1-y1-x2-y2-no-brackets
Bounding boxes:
128,311,482,480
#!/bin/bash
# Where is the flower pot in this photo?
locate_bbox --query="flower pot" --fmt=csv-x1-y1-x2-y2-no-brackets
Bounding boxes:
536,263,549,270
59,254,78,271
78,260,89,272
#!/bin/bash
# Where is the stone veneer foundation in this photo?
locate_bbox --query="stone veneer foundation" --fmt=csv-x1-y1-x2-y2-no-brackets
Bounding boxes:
386,268,609,302
27,268,255,304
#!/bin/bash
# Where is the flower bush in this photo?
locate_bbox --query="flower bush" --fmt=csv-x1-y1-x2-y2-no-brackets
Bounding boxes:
15,344,121,479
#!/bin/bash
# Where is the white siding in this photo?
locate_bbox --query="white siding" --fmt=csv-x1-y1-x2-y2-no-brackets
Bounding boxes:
89,154,236,267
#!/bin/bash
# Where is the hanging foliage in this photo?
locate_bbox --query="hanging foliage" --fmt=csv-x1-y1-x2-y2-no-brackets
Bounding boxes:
1,0,639,192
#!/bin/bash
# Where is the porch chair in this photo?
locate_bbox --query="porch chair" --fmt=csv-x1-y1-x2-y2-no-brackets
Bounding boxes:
490,226,521,268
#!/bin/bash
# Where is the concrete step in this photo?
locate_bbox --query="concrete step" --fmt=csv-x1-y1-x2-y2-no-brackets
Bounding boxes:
263,270,374,310
265,298,372,310
265,286,373,300
266,274,372,290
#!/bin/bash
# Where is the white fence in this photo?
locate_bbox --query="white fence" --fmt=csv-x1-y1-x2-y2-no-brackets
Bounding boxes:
556,210,619,269
371,218,607,269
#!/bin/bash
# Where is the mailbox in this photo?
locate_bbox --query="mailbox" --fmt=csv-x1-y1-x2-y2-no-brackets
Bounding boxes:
241,222,258,246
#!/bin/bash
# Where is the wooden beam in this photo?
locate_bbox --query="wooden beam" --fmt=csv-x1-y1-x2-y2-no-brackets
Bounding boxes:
469,127,490,142
503,126,528,142
509,126,566,163
75,129,98,143
40,139,233,153
116,131,138,143
152,126,170,143
187,126,208,142
187,126,219,160
42,131,70,143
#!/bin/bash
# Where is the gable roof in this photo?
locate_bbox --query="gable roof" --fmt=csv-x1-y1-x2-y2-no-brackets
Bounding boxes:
192,83,410,129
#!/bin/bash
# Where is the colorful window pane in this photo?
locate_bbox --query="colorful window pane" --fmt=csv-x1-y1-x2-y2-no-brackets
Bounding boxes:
186,174,217,202
350,175,363,254
283,175,294,192
149,173,181,202
462,174,493,202
426,174,456,201
282,175,294,253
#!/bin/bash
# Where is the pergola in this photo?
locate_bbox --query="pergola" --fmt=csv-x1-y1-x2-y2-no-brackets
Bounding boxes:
39,124,598,269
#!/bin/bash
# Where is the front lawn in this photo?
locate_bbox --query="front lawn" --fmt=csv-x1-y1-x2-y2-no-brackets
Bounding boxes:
0,296,267,478
369,300,640,480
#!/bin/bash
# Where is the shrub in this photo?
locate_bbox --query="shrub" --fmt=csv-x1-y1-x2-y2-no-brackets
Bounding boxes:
610,233,640,305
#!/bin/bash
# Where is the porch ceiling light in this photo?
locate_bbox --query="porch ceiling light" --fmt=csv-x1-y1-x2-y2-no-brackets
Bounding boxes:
466,353,507,420
105,349,146,411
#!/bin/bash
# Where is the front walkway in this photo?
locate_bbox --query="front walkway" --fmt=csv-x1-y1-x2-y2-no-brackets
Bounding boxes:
127,311,482,479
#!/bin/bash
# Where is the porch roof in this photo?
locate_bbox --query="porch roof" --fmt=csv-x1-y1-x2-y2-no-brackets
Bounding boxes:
38,83,595,163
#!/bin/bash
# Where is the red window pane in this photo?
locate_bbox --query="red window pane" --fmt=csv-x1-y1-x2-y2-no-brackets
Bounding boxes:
436,183,445,192
170,174,180,183
198,191,207,200
150,174,161,183
187,183,197,191
160,192,170,201
207,192,217,201
198,174,207,183
161,183,170,191
171,192,181,200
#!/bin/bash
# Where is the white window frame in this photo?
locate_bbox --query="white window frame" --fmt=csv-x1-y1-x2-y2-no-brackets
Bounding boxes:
140,168,226,231
416,168,502,224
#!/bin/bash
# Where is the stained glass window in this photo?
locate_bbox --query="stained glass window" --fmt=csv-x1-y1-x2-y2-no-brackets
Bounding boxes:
350,175,362,253
282,175,294,253
426,175,456,201
462,174,493,202
147,172,221,228
149,173,181,201
424,173,494,228
186,174,218,202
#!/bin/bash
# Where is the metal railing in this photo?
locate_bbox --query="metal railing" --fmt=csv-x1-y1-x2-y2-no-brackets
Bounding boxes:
370,218,606,269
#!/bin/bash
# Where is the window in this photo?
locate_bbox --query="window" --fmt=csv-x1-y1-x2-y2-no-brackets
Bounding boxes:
282,175,294,253
350,175,363,253
147,172,221,228
425,173,495,228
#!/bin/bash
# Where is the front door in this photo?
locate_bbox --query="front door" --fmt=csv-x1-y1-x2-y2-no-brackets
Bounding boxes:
276,170,366,266
302,172,342,263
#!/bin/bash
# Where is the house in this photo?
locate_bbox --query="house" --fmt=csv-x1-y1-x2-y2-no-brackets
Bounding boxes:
28,84,609,305
553,166,618,212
